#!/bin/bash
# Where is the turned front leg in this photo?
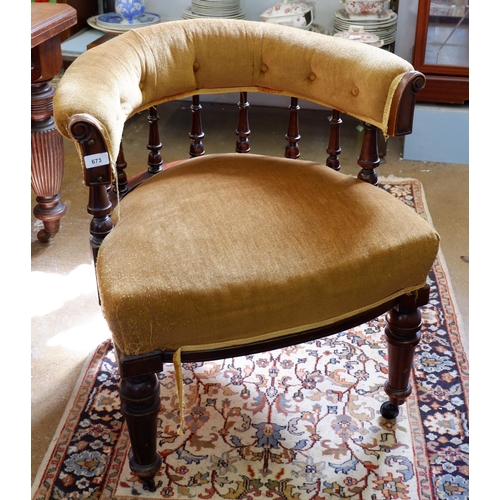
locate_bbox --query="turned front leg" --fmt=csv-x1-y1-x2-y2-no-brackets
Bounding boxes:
120,374,162,491
381,285,430,419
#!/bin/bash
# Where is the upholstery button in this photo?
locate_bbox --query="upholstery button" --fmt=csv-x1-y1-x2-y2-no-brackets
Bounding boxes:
261,64,268,72
309,73,316,81
193,62,200,71
351,86,359,96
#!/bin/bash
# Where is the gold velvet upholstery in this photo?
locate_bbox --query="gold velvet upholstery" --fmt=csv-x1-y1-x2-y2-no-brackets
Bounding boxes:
98,154,439,356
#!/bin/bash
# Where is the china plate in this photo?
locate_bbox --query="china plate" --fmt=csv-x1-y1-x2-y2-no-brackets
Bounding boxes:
335,8,396,22
88,14,164,33
333,21,397,34
182,8,246,19
96,12,161,31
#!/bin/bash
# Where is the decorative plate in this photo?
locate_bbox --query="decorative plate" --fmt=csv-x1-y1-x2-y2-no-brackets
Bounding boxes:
96,12,161,31
335,8,395,22
334,28,383,46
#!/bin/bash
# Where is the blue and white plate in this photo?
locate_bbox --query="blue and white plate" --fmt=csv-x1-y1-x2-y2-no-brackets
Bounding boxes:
96,12,161,31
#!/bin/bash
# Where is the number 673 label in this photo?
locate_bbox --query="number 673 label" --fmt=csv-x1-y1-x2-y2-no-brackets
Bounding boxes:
84,152,110,169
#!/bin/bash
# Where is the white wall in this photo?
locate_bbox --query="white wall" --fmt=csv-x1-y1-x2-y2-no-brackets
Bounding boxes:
394,0,419,63
144,0,419,64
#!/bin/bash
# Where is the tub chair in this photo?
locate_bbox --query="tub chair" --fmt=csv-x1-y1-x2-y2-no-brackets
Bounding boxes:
54,18,439,490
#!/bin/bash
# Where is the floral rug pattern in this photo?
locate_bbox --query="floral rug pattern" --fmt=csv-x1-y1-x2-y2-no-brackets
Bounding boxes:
32,179,469,500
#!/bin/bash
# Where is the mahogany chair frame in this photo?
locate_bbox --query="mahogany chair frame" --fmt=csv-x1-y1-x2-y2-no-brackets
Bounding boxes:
68,70,427,490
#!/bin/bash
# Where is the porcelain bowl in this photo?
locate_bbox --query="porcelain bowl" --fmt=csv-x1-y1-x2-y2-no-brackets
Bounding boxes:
341,0,385,15
334,27,383,47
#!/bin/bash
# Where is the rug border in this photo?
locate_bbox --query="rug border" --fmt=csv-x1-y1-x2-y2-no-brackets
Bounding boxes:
380,176,469,500
31,339,113,498
379,175,468,360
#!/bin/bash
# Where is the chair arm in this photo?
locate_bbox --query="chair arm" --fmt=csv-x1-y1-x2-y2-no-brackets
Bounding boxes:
386,71,426,136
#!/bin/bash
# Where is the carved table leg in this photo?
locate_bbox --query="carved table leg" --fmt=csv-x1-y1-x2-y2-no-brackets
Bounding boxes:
381,284,430,419
31,38,66,243
119,373,162,491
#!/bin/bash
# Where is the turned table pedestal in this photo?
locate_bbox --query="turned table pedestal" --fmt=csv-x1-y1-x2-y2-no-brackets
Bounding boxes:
31,3,77,242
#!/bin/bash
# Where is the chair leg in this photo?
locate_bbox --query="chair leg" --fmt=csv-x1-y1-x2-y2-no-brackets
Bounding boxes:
119,373,162,491
381,284,430,419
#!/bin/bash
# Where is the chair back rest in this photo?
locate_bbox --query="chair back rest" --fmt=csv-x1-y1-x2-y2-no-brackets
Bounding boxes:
54,19,421,162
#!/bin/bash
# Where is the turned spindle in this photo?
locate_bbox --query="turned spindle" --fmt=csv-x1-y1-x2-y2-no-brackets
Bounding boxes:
326,109,342,171
189,95,205,157
357,123,380,185
235,92,251,153
285,97,300,159
147,106,163,175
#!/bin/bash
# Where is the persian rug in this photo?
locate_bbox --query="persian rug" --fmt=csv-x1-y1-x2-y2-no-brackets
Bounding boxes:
32,178,469,500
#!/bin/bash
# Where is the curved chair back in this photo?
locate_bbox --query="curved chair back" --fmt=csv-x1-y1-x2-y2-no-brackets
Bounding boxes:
55,19,422,163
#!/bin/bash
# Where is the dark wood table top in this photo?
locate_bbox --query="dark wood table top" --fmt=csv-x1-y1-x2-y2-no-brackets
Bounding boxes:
31,3,77,49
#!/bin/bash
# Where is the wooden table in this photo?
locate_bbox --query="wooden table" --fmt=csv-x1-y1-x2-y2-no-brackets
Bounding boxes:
32,3,77,243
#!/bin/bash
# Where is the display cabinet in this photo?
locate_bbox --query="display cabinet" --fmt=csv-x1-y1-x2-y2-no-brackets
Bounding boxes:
412,0,468,104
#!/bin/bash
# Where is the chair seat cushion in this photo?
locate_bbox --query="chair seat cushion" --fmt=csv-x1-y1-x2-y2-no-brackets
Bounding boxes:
96,154,440,356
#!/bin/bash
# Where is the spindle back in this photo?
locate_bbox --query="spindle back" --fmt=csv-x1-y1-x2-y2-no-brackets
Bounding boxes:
54,19,423,161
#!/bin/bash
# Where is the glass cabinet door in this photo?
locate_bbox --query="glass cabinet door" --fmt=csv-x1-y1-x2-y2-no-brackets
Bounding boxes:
412,0,469,104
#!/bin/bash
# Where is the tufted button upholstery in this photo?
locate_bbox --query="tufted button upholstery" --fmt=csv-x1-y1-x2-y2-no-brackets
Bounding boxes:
54,19,414,163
